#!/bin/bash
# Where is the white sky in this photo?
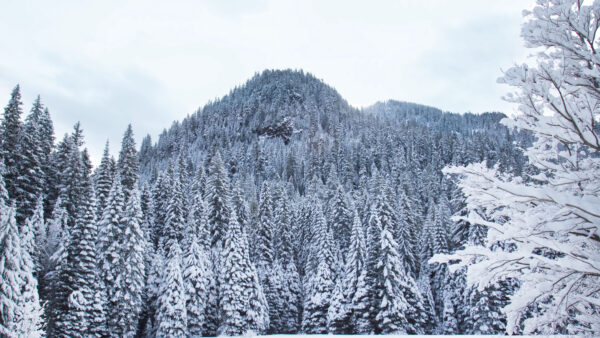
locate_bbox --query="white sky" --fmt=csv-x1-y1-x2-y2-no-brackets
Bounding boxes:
0,0,531,165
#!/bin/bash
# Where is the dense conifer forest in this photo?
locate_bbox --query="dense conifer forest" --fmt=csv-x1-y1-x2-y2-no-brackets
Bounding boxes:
0,70,530,336
1,1,599,336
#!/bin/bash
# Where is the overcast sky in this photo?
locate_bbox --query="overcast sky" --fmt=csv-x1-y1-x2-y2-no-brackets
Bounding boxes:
0,0,532,165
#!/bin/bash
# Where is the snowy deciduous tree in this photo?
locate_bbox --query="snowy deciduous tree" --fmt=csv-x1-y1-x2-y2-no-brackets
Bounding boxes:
433,1,600,335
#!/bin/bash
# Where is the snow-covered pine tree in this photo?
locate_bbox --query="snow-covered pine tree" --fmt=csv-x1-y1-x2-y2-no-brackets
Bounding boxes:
94,141,114,216
161,167,186,252
115,187,146,337
183,232,211,337
327,260,352,334
27,196,45,270
0,198,43,338
61,177,105,337
273,187,301,334
302,204,335,334
206,151,231,250
97,175,126,334
117,124,139,197
15,96,45,222
375,218,409,334
219,209,268,336
0,85,24,203
156,241,188,337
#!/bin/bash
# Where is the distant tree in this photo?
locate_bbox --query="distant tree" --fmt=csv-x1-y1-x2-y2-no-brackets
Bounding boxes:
0,85,24,202
117,124,139,197
94,141,114,216
206,151,231,250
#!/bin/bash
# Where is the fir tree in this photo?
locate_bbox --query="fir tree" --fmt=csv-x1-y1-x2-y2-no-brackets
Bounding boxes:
302,205,335,334
219,210,268,336
97,176,126,334
162,168,185,252
0,201,43,337
0,85,24,202
183,233,211,337
206,151,231,250
15,96,45,222
156,242,188,337
61,178,104,337
94,141,114,216
117,124,139,197
115,187,146,336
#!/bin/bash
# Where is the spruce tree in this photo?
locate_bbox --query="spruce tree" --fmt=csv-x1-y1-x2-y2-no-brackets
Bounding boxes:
117,124,139,197
219,210,268,336
116,187,146,336
302,205,335,334
374,218,410,334
97,176,125,334
15,96,45,222
0,200,43,337
156,242,188,337
94,141,114,216
162,168,185,252
206,151,231,249
183,233,211,337
0,85,24,202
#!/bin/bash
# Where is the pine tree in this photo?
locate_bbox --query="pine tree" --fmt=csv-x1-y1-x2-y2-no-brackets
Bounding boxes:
27,196,45,270
97,176,125,334
43,201,70,337
302,205,335,334
347,209,370,333
116,187,146,336
162,168,185,252
15,96,45,222
94,141,114,216
0,85,24,202
373,218,409,334
254,182,275,265
206,151,231,250
0,199,43,337
183,233,211,337
219,210,268,336
156,242,188,337
117,124,139,197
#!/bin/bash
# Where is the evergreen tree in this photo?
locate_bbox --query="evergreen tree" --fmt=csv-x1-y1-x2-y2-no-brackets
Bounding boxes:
94,141,114,216
302,205,334,334
162,168,185,252
183,233,211,337
206,151,231,249
116,187,146,337
0,200,43,337
156,242,188,337
375,224,410,334
117,124,139,197
97,176,126,334
15,96,45,222
0,85,24,202
61,178,104,337
254,182,275,265
219,210,268,336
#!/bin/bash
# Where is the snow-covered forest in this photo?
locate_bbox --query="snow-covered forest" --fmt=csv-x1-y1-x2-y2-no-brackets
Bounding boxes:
1,0,599,336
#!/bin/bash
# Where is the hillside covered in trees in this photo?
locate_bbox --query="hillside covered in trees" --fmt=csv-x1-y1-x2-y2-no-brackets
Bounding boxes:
0,69,534,337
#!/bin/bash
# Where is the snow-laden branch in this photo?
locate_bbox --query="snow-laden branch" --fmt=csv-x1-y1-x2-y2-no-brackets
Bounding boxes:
433,1,600,334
